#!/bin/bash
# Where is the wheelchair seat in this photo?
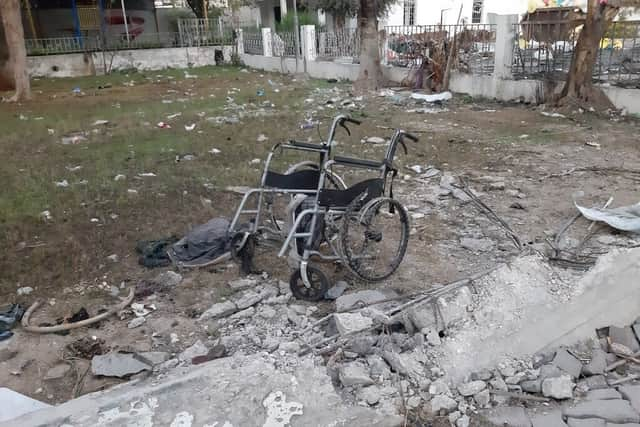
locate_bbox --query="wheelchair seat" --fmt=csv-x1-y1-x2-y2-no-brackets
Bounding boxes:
264,169,321,191
318,178,384,208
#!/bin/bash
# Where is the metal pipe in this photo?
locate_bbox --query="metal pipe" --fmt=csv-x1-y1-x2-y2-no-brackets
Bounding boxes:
121,0,130,43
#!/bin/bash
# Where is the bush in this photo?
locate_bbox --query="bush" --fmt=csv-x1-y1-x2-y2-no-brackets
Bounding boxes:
276,12,317,33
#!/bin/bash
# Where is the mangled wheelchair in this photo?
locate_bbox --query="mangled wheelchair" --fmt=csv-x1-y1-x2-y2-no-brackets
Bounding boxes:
229,115,418,301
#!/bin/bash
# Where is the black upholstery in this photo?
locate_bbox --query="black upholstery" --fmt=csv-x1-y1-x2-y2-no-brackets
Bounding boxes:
333,155,383,169
264,169,320,190
318,178,384,208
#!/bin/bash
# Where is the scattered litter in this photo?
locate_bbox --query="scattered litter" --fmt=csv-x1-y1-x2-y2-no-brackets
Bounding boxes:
519,134,529,139
161,99,173,104
409,165,423,174
128,317,146,329
61,134,87,145
65,165,82,172
92,120,109,126
585,141,601,149
209,148,221,154
364,136,386,144
72,87,82,95
0,304,25,336
131,303,154,317
114,174,126,181
167,218,231,268
138,172,157,177
47,129,55,135
411,91,453,103
541,112,567,119
40,210,52,221
54,180,69,188
90,218,100,223
257,89,265,97
257,134,268,142
575,200,640,232
157,122,171,129
17,287,33,296
65,336,107,359
167,113,182,120
299,119,315,130
127,189,138,195
184,124,196,132
250,158,261,165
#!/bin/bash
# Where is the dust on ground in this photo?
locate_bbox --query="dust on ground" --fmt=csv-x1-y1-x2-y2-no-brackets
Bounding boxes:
1,66,639,405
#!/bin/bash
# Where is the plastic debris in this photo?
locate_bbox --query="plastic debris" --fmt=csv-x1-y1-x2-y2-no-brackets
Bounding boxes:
410,91,453,103
184,123,196,132
167,113,182,119
541,111,567,119
54,180,69,188
575,201,640,232
0,304,25,333
157,122,171,129
92,120,109,126
257,89,265,97
209,148,221,154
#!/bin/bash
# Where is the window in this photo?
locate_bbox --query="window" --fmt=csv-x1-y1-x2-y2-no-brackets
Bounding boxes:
472,0,484,24
403,0,415,26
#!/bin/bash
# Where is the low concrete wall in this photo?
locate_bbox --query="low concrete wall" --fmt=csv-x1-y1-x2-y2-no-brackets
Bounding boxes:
600,85,640,115
240,54,361,81
28,46,234,78
449,73,544,104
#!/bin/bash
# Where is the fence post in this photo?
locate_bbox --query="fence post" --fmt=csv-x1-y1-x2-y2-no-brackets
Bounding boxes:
301,25,316,61
493,14,519,79
236,28,244,55
381,28,389,66
262,27,272,57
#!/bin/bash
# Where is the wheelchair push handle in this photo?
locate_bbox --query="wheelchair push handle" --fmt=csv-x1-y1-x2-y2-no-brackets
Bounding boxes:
338,115,361,136
402,132,419,142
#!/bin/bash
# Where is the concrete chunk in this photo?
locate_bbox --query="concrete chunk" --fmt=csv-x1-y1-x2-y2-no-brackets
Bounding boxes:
458,380,486,397
483,406,532,427
91,353,152,378
553,349,583,378
531,411,568,427
583,348,608,376
586,389,622,401
564,400,640,424
333,312,373,335
542,375,575,400
199,301,237,320
431,395,458,414
339,363,374,387
609,326,640,353
619,385,640,413
567,419,606,427
335,290,389,312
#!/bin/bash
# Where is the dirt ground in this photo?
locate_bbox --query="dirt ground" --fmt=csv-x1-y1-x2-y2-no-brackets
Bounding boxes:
1,66,639,406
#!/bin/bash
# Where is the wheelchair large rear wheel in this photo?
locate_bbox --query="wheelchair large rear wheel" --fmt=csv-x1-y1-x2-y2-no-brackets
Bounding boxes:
340,197,410,282
289,265,329,301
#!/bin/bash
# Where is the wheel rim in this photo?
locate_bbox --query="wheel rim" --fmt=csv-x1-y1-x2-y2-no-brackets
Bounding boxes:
291,268,327,301
341,198,409,282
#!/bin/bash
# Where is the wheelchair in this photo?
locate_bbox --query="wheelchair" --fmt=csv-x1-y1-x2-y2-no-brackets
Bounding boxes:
229,118,418,301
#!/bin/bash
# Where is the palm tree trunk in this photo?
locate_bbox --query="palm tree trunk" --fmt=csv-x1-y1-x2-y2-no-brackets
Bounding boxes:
0,0,31,102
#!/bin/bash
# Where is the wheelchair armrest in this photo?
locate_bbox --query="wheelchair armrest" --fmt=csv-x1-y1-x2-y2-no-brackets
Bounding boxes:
288,140,328,151
333,155,383,169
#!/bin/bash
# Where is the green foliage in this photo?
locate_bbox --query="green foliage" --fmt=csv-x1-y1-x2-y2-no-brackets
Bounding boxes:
165,8,197,33
301,0,396,18
275,12,318,32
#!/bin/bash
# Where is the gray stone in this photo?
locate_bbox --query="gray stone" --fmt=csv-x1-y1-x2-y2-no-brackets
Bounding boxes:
199,301,237,320
436,286,474,327
522,379,543,394
474,389,491,408
458,380,486,397
449,411,462,424
230,306,255,320
339,363,374,387
408,305,439,331
137,352,170,366
553,349,584,379
457,415,471,427
233,290,264,310
127,316,146,329
471,369,493,381
429,379,451,396
154,271,182,287
567,419,606,427
345,335,376,356
633,323,640,344
431,394,458,414
460,237,494,252
564,400,640,424
335,290,389,312
578,375,610,391
277,342,301,353
506,372,527,385
609,326,640,353
333,312,373,335
257,305,277,319
44,363,71,380
91,353,152,378
586,389,622,401
606,423,640,427
359,386,381,405
584,348,608,376
406,396,422,409
484,406,532,427
325,281,348,300
531,411,568,427
490,377,509,392
227,277,257,291
366,136,386,144
542,375,575,400
618,385,640,413
367,355,391,379
179,340,209,363
0,388,51,423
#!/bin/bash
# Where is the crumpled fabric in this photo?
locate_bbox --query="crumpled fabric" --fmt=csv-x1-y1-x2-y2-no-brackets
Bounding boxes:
0,304,25,334
136,236,178,268
575,201,640,232
168,218,232,267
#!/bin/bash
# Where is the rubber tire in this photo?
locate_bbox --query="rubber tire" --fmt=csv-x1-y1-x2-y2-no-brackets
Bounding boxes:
289,266,330,302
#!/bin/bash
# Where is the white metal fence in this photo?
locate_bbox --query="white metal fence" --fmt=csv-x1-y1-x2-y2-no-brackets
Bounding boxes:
316,28,360,60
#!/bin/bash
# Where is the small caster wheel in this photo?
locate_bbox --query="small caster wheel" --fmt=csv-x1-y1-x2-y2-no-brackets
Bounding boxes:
289,265,329,302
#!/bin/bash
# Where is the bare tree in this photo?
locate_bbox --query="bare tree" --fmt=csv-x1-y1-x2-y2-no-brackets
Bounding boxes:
558,0,640,106
0,0,31,102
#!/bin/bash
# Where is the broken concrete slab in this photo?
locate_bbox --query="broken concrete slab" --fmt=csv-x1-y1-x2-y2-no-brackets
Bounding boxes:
153,271,182,287
339,363,375,387
199,301,237,321
542,375,575,399
553,349,583,379
457,380,486,397
531,411,568,427
332,312,373,335
325,281,348,300
91,352,152,378
10,354,402,427
335,290,390,312
232,290,264,310
178,340,209,363
0,388,51,423
460,237,494,253
567,419,606,427
608,326,640,353
563,400,640,424
586,389,623,400
619,386,640,413
227,277,258,291
483,406,532,427
430,394,458,414
583,348,608,376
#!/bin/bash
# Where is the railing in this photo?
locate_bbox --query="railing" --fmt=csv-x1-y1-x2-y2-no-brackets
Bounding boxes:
102,33,182,51
177,18,235,47
316,28,360,60
384,24,496,75
243,31,263,55
512,20,640,86
272,31,297,57
25,37,93,55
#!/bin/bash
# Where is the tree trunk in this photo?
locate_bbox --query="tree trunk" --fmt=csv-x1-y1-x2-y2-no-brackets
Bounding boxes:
0,0,31,102
558,0,618,106
354,0,383,92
